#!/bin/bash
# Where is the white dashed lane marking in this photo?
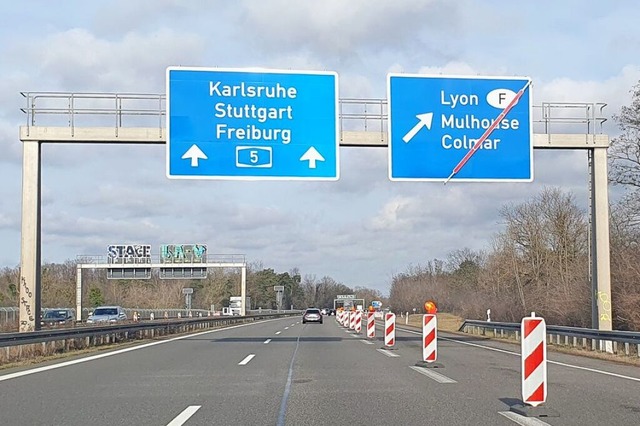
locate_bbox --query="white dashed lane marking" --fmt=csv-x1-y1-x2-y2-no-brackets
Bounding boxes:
166,406,201,426
238,354,255,365
409,366,457,383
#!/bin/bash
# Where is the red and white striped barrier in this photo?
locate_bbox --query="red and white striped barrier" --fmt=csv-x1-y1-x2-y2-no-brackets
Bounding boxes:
422,314,437,362
384,313,395,347
354,310,362,333
521,314,547,407
349,311,356,329
367,312,375,338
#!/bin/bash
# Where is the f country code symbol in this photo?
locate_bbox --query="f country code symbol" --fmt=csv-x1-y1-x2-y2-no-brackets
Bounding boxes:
236,146,273,168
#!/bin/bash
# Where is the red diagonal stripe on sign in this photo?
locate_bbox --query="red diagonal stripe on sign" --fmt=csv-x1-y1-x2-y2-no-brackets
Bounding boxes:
524,342,544,378
388,338,395,345
424,328,436,346
525,382,545,404
524,318,542,339
426,350,436,361
424,315,435,326
386,323,394,335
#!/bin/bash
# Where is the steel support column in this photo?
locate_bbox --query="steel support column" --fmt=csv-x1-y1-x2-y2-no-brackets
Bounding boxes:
591,147,613,348
19,140,41,332
76,265,83,322
241,266,247,316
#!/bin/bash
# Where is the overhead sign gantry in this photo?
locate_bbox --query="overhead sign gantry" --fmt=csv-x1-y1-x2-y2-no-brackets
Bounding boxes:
17,79,612,335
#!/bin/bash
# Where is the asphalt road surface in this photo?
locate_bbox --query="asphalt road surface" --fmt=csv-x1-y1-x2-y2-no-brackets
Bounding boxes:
0,315,639,425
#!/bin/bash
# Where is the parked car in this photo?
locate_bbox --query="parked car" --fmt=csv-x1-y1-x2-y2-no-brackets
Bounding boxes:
86,306,127,324
41,309,74,326
302,308,323,324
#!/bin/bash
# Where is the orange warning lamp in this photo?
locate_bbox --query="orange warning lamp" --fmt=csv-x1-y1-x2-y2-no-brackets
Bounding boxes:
368,305,374,312
424,300,438,314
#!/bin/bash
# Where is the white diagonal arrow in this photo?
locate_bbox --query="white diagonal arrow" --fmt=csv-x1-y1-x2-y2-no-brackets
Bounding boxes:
300,146,325,169
402,112,433,143
181,144,207,167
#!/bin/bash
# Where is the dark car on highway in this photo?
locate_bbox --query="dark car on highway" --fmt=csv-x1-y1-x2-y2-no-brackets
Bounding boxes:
302,308,323,324
41,309,74,326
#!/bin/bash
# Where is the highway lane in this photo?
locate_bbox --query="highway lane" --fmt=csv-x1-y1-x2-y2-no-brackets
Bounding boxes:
0,315,638,425
0,317,298,425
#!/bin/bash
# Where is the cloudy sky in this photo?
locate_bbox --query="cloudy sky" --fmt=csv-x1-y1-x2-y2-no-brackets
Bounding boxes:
1,0,639,295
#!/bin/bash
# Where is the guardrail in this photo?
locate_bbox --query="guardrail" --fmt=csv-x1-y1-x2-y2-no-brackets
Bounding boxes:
0,306,292,327
459,319,640,358
0,312,298,364
20,92,608,136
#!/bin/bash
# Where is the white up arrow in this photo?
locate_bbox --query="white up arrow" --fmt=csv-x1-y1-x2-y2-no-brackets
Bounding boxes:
300,146,325,169
402,112,433,143
181,144,207,167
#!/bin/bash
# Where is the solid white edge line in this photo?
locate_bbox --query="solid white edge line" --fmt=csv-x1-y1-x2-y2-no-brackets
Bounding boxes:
167,405,201,426
238,354,256,365
0,318,283,383
399,328,640,383
376,349,400,358
498,411,552,426
409,365,457,383
264,339,272,344
546,359,640,382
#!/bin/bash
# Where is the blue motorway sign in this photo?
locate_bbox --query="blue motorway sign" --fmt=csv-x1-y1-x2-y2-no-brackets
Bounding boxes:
167,67,339,180
388,74,533,182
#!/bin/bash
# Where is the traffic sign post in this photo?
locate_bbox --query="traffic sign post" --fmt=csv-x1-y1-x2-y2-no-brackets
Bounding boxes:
511,313,558,418
415,314,443,368
384,313,396,348
388,74,533,181
355,310,363,334
521,314,547,407
167,67,339,180
367,311,376,339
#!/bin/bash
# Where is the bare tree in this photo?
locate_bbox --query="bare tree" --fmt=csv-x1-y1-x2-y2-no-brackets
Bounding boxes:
492,187,589,325
610,83,640,188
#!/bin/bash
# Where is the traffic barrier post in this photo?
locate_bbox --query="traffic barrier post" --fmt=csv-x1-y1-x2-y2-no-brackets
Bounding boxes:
367,312,375,339
354,310,362,334
510,313,558,418
384,313,396,348
415,314,443,368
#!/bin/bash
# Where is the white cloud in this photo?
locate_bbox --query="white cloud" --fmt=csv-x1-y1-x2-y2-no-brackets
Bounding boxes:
20,28,204,92
238,0,453,58
369,196,416,231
